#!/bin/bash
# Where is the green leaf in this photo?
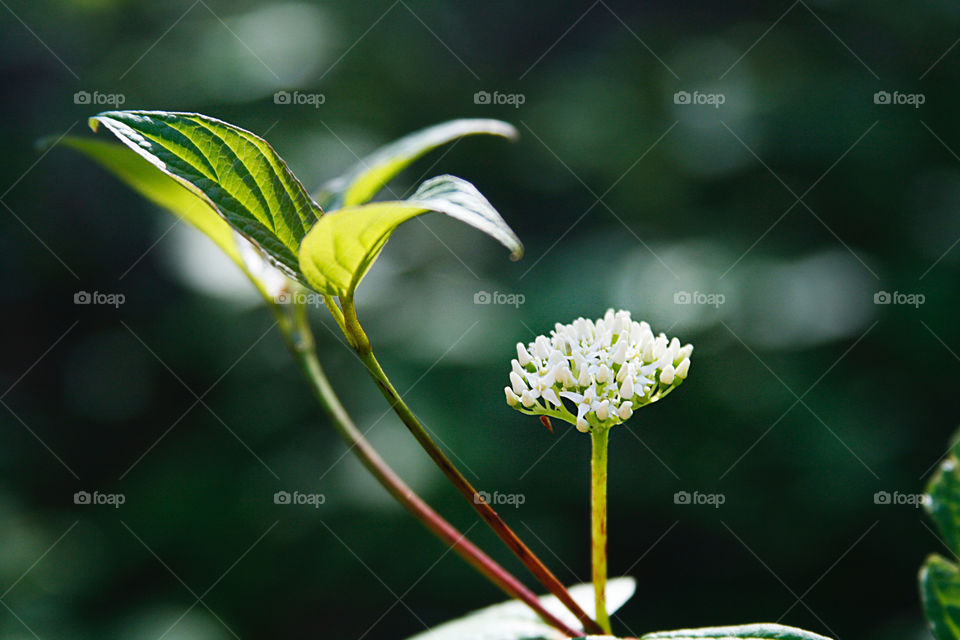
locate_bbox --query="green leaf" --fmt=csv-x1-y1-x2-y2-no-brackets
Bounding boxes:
299,174,523,298
404,577,635,640
88,110,322,279
316,118,518,210
922,555,960,640
921,434,960,639
640,624,832,640
51,136,289,301
927,438,960,556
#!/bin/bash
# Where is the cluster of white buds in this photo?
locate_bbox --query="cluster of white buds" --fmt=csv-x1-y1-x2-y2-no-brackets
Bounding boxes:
505,309,692,432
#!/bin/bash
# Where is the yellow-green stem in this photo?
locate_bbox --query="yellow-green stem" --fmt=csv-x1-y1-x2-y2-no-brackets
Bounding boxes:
272,303,579,637
336,295,604,635
591,426,612,634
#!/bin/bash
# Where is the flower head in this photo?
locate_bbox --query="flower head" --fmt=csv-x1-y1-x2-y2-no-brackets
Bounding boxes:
505,309,692,432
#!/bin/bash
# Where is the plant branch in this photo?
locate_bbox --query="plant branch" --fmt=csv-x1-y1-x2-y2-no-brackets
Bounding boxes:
273,303,579,638
337,296,604,635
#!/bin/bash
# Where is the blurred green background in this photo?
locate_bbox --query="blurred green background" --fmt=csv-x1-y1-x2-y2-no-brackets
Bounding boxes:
2,1,959,638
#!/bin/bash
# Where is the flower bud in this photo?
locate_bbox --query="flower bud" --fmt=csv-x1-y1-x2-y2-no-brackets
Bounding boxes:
660,364,675,385
595,399,610,421
516,343,533,366
596,364,612,384
612,338,628,364
520,390,536,408
510,371,527,396
578,365,591,387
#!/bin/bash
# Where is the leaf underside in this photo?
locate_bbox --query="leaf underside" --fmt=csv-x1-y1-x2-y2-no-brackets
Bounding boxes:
639,623,832,640
299,174,523,298
404,577,635,640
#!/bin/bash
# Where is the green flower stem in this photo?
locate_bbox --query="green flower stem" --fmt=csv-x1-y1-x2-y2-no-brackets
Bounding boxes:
273,302,579,638
591,426,612,634
338,296,605,635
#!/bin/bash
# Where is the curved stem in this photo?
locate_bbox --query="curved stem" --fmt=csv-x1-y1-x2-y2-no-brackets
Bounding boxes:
590,427,612,634
274,304,578,638
338,296,604,635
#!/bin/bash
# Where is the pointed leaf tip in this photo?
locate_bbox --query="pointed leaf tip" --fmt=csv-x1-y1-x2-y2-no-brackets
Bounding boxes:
87,109,321,280
317,118,519,210
300,174,523,298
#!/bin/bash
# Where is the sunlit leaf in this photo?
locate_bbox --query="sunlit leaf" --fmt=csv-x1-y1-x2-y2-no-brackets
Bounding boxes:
88,110,322,279
922,555,960,640
921,433,960,639
299,174,523,298
405,577,635,640
640,624,832,640
316,118,518,210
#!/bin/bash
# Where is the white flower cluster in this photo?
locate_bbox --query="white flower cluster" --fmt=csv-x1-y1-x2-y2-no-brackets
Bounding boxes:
505,309,692,432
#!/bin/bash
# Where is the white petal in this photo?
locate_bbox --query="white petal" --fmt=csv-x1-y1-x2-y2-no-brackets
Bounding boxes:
534,336,551,359
578,366,591,387
541,367,556,387
618,401,633,420
595,399,609,421
620,376,634,399
642,342,655,362
505,387,520,406
596,364,612,384
576,402,591,427
660,364,675,385
612,338,628,364
583,385,597,403
510,371,527,395
520,390,536,407
517,343,532,366
615,364,629,383
542,388,562,407
676,358,690,378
